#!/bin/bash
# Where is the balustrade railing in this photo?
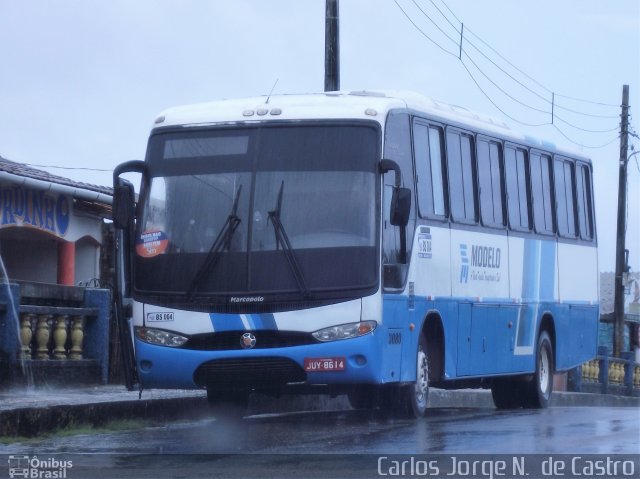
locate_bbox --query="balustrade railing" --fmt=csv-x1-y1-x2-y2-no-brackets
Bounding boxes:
570,346,639,397
0,281,110,386
18,309,92,361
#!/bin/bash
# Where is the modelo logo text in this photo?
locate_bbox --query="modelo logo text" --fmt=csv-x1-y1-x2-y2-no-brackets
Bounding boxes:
471,245,501,269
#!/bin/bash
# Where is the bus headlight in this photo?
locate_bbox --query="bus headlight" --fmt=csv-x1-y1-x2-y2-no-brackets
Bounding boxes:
312,321,377,342
135,327,188,347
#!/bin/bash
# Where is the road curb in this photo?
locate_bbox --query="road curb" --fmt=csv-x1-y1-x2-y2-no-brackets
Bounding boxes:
0,396,209,437
428,389,640,408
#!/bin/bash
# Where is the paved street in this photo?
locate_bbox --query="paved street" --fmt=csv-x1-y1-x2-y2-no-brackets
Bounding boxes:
0,390,640,479
4,405,637,455
2,404,638,478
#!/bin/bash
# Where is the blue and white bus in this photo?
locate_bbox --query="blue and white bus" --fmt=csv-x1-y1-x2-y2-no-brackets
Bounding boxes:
113,91,599,417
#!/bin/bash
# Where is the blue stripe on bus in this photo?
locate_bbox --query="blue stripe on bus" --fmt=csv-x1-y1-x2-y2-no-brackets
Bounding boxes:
262,313,278,330
521,238,540,301
209,314,245,332
209,313,279,331
517,239,540,348
249,313,278,330
515,238,557,349
539,240,556,301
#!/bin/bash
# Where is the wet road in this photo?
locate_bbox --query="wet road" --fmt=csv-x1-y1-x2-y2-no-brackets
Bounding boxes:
3,406,638,455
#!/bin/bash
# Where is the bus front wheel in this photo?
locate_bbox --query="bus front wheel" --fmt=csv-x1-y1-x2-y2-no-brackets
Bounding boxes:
393,333,429,418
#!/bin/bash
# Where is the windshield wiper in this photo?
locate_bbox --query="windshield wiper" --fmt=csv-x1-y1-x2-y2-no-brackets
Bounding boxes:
187,186,242,297
268,181,310,298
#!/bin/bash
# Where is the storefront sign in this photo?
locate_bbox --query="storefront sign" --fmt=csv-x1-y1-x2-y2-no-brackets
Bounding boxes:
0,184,71,237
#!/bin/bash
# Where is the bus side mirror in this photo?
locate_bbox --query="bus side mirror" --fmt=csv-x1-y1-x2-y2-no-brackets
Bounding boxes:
390,187,411,227
112,160,147,230
113,181,135,230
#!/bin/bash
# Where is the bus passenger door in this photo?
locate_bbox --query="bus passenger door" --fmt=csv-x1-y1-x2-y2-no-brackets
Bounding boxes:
381,112,415,291
113,161,147,391
381,112,417,383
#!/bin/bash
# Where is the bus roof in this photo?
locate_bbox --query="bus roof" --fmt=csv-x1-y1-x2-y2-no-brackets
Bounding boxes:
154,90,590,162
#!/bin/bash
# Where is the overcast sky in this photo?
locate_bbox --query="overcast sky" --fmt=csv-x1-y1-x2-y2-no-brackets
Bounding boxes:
0,0,638,272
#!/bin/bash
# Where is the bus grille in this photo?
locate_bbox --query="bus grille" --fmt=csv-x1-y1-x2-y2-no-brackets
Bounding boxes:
184,330,316,350
193,357,307,389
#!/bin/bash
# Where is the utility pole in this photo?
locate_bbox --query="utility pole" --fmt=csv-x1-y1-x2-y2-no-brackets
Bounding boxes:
614,84,630,357
324,0,340,92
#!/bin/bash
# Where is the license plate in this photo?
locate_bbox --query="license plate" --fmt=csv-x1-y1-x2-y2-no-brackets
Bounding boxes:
304,357,346,372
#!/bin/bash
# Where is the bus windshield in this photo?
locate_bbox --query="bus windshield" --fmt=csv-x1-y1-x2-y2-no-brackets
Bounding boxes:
134,123,380,303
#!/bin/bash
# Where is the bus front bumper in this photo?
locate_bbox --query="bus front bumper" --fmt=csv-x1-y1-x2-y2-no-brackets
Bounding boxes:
134,331,386,390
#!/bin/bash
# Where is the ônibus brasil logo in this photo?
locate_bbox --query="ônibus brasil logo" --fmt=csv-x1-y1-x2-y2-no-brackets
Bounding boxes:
8,455,73,478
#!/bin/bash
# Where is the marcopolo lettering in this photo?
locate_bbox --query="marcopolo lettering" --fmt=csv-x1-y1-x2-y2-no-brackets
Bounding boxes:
230,296,265,303
0,184,70,236
471,245,501,269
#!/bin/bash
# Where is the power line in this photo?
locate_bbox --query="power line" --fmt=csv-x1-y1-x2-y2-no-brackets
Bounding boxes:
23,163,113,172
415,0,551,111
391,0,623,148
553,115,620,134
427,0,459,32
554,91,621,108
410,0,459,47
434,0,621,109
462,32,551,106
459,58,549,127
551,125,620,149
461,49,549,115
392,0,458,58
629,149,640,174
412,0,621,124
437,0,462,25
423,0,563,113
425,0,623,122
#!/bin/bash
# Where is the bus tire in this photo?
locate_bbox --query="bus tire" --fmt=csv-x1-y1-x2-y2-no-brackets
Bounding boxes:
524,330,554,408
394,333,429,418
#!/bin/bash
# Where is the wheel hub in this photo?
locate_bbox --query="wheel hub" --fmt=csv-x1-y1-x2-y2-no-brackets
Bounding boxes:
539,347,550,396
415,347,429,403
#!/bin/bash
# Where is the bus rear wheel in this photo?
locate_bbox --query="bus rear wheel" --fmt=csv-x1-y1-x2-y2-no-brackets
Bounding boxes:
524,330,554,408
492,331,554,409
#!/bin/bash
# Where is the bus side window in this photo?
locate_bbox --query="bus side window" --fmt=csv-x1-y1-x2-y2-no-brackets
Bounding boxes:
576,163,594,240
446,130,477,224
530,152,555,235
554,158,578,238
477,138,504,228
505,146,531,231
413,122,446,219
